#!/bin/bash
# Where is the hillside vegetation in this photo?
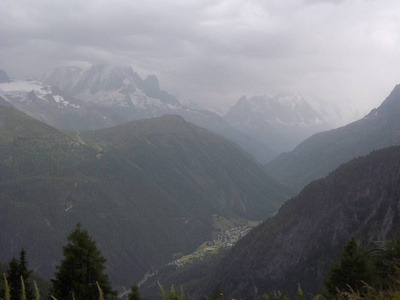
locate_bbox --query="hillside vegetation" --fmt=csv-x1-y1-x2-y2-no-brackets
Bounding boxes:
141,145,400,299
213,145,400,298
0,105,291,287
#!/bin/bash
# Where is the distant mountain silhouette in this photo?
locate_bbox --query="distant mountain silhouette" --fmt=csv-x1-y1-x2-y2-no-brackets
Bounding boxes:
265,84,400,192
0,66,276,163
224,93,331,153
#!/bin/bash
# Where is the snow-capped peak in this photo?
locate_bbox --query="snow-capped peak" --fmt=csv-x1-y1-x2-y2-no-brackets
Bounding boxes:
224,91,332,152
0,79,79,109
45,64,143,96
45,66,84,94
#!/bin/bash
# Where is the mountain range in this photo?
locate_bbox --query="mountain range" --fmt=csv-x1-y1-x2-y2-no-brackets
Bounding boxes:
0,65,339,163
265,84,400,192
138,83,400,299
224,93,332,153
211,144,400,299
141,144,400,299
0,103,291,287
0,66,277,163
3,62,400,298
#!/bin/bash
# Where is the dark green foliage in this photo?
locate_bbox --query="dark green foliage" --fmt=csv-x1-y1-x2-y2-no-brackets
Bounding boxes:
0,273,11,300
321,236,400,298
50,224,116,300
375,236,400,289
128,283,142,300
273,291,289,300
0,259,50,300
0,106,290,288
159,284,191,300
324,237,378,298
5,249,34,300
5,259,19,299
296,284,304,300
211,283,222,300
155,145,400,299
18,249,33,299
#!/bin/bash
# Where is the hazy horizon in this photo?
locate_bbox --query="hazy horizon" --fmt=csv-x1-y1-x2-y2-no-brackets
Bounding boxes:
1,0,399,124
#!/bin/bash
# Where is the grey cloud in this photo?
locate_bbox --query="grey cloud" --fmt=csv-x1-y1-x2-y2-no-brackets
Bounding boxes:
1,0,400,124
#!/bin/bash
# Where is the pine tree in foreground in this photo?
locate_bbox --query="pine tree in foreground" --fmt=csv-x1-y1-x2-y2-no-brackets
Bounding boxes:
49,224,116,300
128,283,142,300
6,249,34,300
323,237,378,298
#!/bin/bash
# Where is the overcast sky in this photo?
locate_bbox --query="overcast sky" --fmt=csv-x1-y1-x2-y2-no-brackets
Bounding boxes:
1,0,399,123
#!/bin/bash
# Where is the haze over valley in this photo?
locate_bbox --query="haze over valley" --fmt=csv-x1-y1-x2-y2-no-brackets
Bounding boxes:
1,1,400,299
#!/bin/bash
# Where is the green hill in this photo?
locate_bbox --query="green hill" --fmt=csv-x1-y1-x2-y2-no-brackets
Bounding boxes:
141,145,400,299
212,146,400,298
0,107,291,287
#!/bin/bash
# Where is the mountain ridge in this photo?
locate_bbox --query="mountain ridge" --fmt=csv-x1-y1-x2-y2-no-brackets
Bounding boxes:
224,92,332,152
141,145,400,299
0,67,277,163
265,84,400,192
0,106,291,288
212,145,400,298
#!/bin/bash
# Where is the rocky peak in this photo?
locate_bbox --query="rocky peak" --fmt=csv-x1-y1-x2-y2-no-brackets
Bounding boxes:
46,64,143,96
26,90,39,102
73,64,137,94
45,66,83,94
376,84,400,114
224,92,330,152
0,70,11,83
236,95,250,106
144,74,160,90
224,96,254,124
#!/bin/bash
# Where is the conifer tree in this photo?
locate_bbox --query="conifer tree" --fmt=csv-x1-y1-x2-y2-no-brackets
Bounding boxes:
324,237,378,297
6,249,33,300
128,283,142,300
50,224,116,300
371,236,400,291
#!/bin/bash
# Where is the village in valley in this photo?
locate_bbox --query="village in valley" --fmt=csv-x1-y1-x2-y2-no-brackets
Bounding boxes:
171,215,258,267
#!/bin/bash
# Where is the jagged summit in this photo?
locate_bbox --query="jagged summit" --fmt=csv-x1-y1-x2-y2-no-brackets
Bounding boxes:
0,69,11,83
252,93,323,125
45,66,83,93
224,92,331,152
75,64,141,94
0,64,277,163
373,84,400,113
266,83,400,192
144,74,160,90
236,95,249,105
46,64,142,95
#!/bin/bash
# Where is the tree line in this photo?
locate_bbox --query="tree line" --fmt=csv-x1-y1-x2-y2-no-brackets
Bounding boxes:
2,224,400,299
1,224,117,300
0,224,192,300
